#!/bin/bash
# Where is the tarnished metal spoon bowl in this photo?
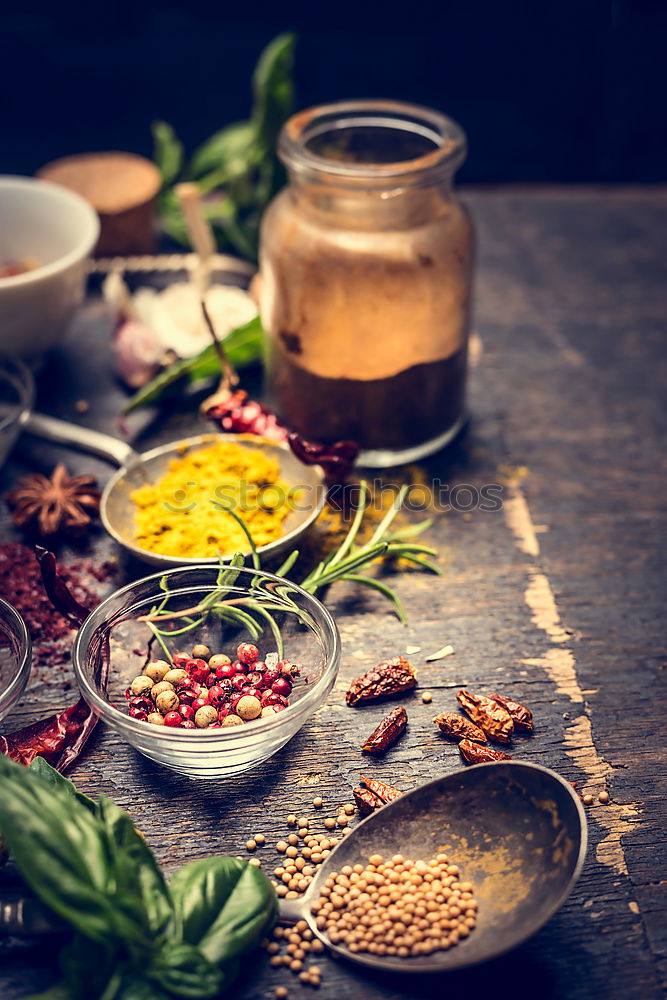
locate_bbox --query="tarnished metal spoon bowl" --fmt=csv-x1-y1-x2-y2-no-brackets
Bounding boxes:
100,432,325,568
24,414,325,569
280,761,587,973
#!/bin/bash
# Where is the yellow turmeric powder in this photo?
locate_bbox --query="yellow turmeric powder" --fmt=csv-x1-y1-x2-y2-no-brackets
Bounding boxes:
131,439,292,558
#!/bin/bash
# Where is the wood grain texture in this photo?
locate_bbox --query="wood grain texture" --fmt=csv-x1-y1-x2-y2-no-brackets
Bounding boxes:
1,188,666,999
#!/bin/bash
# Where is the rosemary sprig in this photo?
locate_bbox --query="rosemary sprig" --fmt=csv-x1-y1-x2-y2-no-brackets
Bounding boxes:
137,481,440,655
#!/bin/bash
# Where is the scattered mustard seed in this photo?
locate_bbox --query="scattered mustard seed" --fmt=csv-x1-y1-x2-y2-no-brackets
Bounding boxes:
421,691,433,703
598,790,610,804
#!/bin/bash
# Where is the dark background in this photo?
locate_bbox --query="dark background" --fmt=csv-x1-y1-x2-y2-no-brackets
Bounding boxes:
1,0,666,184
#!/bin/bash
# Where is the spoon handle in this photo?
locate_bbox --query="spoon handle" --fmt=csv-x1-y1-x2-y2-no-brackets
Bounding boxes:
278,895,310,925
24,412,140,468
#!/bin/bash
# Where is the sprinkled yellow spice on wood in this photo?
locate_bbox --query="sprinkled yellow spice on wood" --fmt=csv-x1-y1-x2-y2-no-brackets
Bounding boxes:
131,439,293,558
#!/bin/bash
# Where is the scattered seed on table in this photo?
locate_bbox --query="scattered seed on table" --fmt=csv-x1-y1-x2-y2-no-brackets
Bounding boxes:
275,988,288,999
324,818,336,829
337,815,348,827
249,857,261,867
270,956,283,967
313,796,324,808
298,817,309,828
246,839,257,851
343,803,356,815
287,814,297,826
255,833,266,844
287,834,299,846
277,840,288,852
289,960,303,972
298,828,309,838
583,794,593,805
421,691,433,703
598,790,610,804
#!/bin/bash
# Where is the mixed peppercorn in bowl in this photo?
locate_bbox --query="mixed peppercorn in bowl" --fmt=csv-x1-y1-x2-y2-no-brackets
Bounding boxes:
124,641,301,730
72,565,340,778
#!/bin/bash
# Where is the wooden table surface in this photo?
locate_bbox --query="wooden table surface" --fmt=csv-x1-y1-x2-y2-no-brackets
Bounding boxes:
1,187,666,1000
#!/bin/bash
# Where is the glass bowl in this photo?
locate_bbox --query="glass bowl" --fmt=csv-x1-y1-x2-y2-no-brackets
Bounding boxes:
72,565,340,778
0,597,32,722
0,353,34,469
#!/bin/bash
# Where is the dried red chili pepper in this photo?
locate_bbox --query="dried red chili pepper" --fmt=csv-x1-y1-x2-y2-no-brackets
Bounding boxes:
458,739,512,765
353,786,383,815
433,712,487,743
0,548,105,773
359,775,403,804
456,689,514,743
287,434,359,487
362,706,408,753
346,657,417,707
490,694,534,734
205,390,359,485
205,389,287,442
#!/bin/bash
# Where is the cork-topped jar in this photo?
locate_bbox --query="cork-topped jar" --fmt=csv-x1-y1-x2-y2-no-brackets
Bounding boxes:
259,100,474,467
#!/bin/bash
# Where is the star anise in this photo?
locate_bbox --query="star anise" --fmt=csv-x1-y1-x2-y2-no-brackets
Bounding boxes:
6,465,101,538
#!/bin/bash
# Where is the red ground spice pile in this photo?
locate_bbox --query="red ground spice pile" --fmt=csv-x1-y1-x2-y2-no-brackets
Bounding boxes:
0,543,116,670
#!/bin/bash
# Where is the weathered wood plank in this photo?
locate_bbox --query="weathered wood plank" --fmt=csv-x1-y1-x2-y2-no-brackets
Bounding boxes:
1,188,666,999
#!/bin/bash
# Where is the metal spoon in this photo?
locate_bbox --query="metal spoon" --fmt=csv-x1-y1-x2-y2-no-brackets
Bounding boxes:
0,761,585,969
278,761,587,972
23,412,326,569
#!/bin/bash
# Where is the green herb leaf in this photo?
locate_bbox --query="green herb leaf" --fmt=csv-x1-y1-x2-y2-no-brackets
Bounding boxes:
115,980,171,1000
170,857,277,967
152,121,184,188
28,757,97,813
96,796,175,940
122,315,264,414
147,942,225,999
252,33,296,150
0,756,130,946
188,121,258,182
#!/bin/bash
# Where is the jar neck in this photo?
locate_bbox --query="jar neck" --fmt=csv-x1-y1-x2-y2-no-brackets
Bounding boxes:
286,172,457,230
278,100,466,229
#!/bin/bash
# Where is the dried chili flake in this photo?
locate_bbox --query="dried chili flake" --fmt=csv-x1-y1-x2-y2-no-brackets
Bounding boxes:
361,706,408,753
346,657,417,707
433,712,487,743
491,694,534,733
456,689,514,744
458,739,512,765
0,543,114,671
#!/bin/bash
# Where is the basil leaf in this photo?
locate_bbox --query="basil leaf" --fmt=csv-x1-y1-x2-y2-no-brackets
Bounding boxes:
251,33,295,150
116,979,171,1000
0,756,121,944
29,757,97,813
153,121,184,188
96,796,175,940
188,120,258,181
147,942,225,999
170,857,277,966
58,934,118,1000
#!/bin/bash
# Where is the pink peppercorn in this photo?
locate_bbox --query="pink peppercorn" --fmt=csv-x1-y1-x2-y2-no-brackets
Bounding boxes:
179,704,195,721
177,688,198,706
271,678,292,697
172,652,191,668
231,674,248,691
207,684,227,706
192,696,210,712
215,663,236,680
163,711,183,727
182,720,196,729
237,642,259,664
128,707,148,721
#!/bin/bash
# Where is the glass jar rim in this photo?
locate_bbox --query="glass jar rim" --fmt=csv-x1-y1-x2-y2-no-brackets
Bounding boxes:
279,99,467,186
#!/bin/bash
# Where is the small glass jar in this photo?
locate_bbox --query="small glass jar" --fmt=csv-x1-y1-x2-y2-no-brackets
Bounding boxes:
259,100,474,467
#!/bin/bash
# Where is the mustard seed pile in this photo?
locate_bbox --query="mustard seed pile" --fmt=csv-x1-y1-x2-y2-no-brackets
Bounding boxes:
311,852,478,958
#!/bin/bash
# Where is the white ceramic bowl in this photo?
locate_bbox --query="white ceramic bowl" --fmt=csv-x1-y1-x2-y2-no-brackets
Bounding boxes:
0,176,100,360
